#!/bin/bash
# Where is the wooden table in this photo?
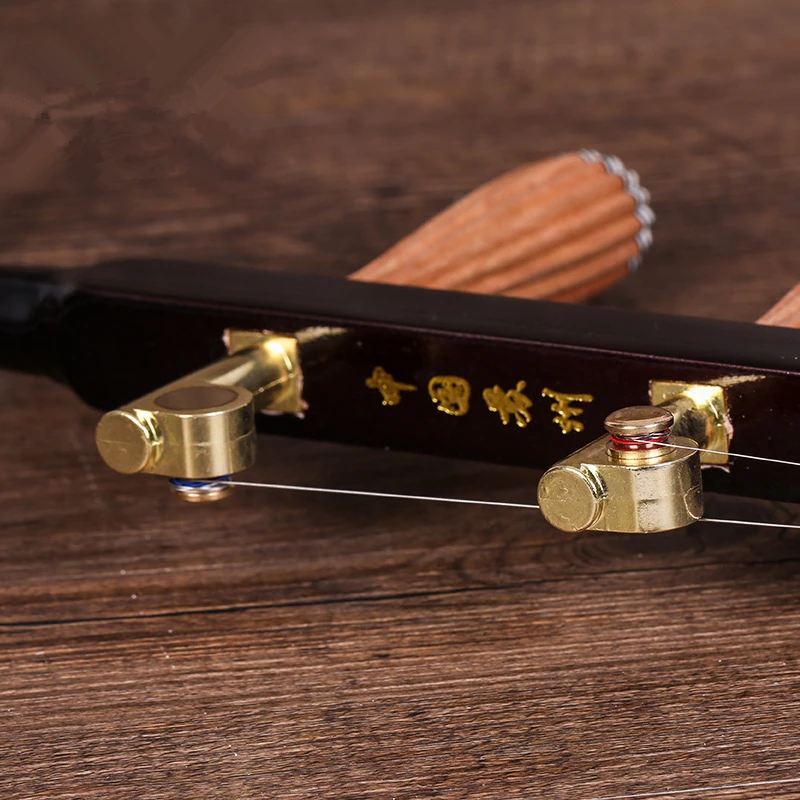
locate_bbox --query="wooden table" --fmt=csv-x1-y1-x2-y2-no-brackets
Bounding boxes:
1,2,799,798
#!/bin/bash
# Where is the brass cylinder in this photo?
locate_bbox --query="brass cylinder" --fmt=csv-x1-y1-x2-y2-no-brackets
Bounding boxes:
537,406,703,534
96,333,301,481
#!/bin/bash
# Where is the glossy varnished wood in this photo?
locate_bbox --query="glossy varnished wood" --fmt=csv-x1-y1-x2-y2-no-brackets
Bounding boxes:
1,2,800,798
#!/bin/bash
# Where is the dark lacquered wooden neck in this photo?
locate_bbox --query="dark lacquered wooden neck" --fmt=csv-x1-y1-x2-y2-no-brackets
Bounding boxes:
2,259,800,504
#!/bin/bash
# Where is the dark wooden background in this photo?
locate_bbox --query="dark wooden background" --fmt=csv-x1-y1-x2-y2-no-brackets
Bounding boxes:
1,2,799,798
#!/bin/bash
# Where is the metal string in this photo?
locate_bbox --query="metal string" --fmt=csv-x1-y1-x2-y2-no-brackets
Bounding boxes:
221,480,800,529
219,429,800,529
701,517,800,529
660,440,800,469
221,480,541,510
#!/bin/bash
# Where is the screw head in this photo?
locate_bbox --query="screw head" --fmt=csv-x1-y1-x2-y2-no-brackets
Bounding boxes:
604,406,674,437
538,465,604,532
96,409,162,474
154,384,240,411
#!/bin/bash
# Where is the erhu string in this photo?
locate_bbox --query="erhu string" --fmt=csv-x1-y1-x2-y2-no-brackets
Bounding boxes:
221,473,800,530
221,480,541,511
659,441,800,470
701,517,800,530
219,439,800,530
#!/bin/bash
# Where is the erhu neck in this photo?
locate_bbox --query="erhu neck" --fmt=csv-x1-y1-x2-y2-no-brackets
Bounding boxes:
0,266,76,378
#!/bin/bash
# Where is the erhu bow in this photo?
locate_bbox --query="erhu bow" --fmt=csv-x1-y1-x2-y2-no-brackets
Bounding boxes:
1,151,798,534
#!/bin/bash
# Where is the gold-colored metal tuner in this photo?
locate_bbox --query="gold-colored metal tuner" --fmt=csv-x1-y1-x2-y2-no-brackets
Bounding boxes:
650,381,729,465
95,330,302,502
538,406,703,534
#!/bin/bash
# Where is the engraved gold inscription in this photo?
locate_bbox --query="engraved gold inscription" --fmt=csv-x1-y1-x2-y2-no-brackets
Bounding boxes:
368,367,595,433
482,381,533,428
428,376,471,416
366,367,417,406
541,387,594,434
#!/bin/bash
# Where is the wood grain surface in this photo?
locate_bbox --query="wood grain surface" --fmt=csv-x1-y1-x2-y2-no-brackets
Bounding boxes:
349,152,650,301
1,2,800,798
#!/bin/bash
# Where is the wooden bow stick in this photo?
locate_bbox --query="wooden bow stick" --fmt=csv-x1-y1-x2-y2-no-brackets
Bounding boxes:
349,150,653,303
757,284,800,329
350,148,799,327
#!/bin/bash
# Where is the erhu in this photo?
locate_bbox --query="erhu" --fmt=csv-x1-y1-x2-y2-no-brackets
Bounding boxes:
2,151,799,534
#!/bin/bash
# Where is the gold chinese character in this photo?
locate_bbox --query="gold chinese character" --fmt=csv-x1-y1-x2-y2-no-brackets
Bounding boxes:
541,387,594,433
482,381,533,428
366,366,417,406
428,375,470,416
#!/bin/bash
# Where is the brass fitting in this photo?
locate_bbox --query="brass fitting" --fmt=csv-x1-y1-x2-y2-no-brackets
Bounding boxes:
538,406,703,534
650,381,729,465
95,331,302,501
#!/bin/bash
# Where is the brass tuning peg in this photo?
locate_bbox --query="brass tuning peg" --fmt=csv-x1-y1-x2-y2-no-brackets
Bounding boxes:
537,382,731,534
95,330,303,502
